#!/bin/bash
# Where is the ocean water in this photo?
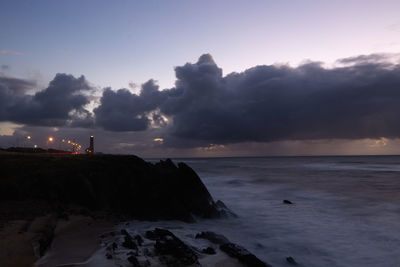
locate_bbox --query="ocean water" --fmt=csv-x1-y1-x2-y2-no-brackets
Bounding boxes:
139,156,400,267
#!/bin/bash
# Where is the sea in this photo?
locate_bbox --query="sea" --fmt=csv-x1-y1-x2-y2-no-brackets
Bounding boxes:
136,156,400,267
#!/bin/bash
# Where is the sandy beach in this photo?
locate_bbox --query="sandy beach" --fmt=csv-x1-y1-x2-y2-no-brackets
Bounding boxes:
0,215,111,267
35,216,111,267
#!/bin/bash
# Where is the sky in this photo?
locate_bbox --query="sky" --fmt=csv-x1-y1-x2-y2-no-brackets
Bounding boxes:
1,0,400,157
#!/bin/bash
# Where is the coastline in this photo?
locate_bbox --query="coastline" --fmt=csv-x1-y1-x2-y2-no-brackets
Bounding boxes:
0,152,268,266
6,215,258,267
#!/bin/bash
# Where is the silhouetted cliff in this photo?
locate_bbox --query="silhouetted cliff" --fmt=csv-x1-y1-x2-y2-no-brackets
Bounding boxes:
0,153,229,222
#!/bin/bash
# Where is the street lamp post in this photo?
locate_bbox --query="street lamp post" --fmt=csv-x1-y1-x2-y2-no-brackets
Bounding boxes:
24,135,31,147
46,137,54,151
24,135,31,148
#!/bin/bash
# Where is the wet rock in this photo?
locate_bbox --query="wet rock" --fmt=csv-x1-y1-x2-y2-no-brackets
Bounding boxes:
120,229,138,249
143,248,152,257
202,247,216,254
123,235,137,250
127,250,139,256
140,259,151,267
283,200,293,204
195,231,230,245
105,252,112,259
215,200,237,217
220,243,271,267
145,228,172,240
57,212,69,221
29,215,57,257
127,255,140,266
135,234,144,246
121,229,130,236
146,228,199,266
286,256,298,265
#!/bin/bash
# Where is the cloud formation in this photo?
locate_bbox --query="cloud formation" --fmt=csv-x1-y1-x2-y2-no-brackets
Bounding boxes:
158,53,400,147
94,79,167,131
0,73,93,126
2,53,400,150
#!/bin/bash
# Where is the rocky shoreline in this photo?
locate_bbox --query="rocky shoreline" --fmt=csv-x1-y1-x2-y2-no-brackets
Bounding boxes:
0,152,271,266
93,226,271,267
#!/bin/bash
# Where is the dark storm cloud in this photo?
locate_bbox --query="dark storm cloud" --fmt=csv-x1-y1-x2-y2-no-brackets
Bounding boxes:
89,53,400,147
3,53,400,150
94,79,168,131
156,53,400,147
0,73,93,126
0,73,36,121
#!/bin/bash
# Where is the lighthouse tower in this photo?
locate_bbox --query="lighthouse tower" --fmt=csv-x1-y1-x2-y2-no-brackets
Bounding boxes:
86,135,94,154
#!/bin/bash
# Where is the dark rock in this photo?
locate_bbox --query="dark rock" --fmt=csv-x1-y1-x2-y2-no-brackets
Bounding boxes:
215,200,228,209
255,242,265,248
143,248,152,256
127,250,138,256
283,200,293,204
0,153,228,222
101,231,116,238
57,212,69,220
146,228,199,266
112,242,118,250
195,231,230,245
202,247,216,254
135,234,144,246
127,255,140,266
37,226,55,256
145,228,172,240
286,256,298,265
122,234,137,250
121,229,129,236
105,252,112,259
220,243,271,267
29,215,57,257
155,158,177,169
215,200,237,217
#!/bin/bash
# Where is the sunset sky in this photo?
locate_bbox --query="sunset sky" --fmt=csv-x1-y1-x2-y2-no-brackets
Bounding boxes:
1,0,400,157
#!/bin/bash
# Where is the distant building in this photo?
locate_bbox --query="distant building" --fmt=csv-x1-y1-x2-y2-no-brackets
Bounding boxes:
85,135,94,154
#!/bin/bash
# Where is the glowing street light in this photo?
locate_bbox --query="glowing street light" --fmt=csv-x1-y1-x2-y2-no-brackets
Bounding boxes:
46,137,54,151
24,135,32,148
